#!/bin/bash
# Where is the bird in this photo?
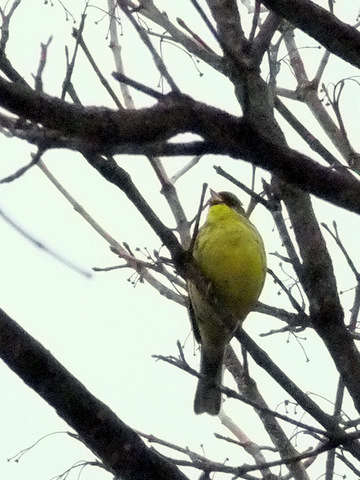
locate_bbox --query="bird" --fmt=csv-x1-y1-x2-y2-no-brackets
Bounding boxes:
188,190,266,415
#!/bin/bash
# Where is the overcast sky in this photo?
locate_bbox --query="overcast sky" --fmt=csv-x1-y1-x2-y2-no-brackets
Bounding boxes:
1,2,360,480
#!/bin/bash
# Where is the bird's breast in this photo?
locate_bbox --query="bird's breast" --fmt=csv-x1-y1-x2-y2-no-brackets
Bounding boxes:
194,210,266,318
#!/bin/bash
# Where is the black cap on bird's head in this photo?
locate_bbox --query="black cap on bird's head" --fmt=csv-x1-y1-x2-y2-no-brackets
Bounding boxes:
209,190,246,216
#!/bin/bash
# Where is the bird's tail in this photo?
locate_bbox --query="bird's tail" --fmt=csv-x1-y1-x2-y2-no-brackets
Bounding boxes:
194,346,224,415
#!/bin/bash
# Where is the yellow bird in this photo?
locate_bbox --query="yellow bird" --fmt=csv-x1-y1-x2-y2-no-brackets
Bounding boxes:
188,190,266,415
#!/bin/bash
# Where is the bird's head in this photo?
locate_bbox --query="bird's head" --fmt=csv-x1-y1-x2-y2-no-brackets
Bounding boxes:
209,190,246,217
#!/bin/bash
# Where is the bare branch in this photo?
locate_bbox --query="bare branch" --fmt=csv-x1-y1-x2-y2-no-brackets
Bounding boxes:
1,78,360,214
118,0,180,93
236,328,360,460
73,28,123,108
0,206,91,278
252,11,281,63
0,308,188,480
261,0,360,69
224,345,311,480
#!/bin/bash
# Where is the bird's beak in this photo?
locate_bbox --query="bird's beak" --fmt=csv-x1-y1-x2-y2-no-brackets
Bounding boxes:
209,189,222,206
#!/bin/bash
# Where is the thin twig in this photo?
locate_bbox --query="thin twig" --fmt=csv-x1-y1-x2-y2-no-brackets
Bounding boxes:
268,268,305,314
147,156,191,248
188,183,208,255
214,165,271,210
154,349,326,435
61,12,86,100
112,71,165,99
321,221,360,280
275,97,345,171
313,49,331,86
0,149,44,183
118,0,180,93
107,0,135,109
33,36,53,92
189,0,220,47
73,28,123,108
169,156,202,184
176,17,215,53
0,0,21,51
0,206,92,278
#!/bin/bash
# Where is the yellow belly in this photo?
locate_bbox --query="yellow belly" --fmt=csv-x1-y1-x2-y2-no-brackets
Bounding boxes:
193,204,266,323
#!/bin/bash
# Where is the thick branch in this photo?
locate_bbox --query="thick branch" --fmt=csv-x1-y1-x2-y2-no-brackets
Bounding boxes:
262,0,360,69
205,0,248,61
83,155,188,268
0,308,188,480
278,183,360,415
1,78,360,214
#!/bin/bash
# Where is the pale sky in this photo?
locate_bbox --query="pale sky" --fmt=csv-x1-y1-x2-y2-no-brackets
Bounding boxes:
1,2,360,479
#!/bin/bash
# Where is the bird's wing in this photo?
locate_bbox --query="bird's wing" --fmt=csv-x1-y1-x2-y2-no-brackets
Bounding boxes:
187,283,202,344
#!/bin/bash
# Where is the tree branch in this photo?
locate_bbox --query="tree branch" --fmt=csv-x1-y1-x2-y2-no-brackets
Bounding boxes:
278,183,360,416
0,308,189,480
236,328,360,460
261,0,360,69
1,77,360,214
